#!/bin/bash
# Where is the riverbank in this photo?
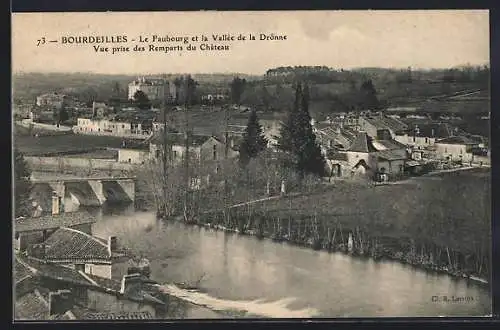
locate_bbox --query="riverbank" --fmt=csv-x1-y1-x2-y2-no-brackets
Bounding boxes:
165,216,489,287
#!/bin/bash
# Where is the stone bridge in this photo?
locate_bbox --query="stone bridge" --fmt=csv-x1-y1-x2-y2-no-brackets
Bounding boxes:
30,176,136,211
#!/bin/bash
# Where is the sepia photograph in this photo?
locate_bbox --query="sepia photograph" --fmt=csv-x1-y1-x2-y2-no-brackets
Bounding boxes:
12,10,491,320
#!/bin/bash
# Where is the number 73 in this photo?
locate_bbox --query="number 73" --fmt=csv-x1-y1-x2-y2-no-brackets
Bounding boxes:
37,37,46,46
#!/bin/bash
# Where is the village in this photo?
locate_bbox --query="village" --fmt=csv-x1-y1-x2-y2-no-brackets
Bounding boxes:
14,69,491,320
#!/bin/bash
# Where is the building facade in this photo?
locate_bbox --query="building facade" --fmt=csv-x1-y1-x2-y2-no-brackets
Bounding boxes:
74,118,153,139
128,77,176,102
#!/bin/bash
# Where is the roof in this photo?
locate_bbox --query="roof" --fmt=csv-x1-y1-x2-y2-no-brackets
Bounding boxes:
16,255,96,287
15,290,50,320
15,211,96,233
42,227,111,262
371,139,407,151
15,258,35,284
348,132,377,153
150,131,211,147
435,136,479,145
362,116,408,133
375,149,408,161
405,123,453,138
71,309,154,320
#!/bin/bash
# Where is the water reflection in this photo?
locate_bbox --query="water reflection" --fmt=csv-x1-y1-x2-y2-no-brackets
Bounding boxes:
90,205,491,318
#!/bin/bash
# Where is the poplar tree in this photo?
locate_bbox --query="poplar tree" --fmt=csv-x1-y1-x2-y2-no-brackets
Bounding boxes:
14,148,32,218
277,82,326,178
239,109,268,167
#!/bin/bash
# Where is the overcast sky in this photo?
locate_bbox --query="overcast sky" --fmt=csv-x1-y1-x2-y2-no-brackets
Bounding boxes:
12,10,489,75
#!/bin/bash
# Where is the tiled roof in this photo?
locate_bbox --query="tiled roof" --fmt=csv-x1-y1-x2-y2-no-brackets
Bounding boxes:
371,139,407,151
15,258,34,283
84,273,122,292
75,310,154,320
43,227,111,261
404,123,453,138
15,290,49,320
375,149,408,161
362,116,408,133
348,132,377,153
150,131,210,146
15,211,96,233
436,136,479,145
16,255,96,287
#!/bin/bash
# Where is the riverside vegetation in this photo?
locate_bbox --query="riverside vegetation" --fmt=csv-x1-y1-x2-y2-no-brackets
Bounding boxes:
135,81,491,285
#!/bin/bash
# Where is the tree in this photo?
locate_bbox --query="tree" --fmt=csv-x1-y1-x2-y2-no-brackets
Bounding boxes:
14,148,32,218
277,82,326,179
133,90,151,110
182,75,198,106
295,83,327,178
359,80,380,110
59,106,69,123
239,109,268,167
260,85,272,111
230,77,247,106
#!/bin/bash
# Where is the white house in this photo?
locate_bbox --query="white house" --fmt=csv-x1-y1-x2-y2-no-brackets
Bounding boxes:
128,77,176,102
434,136,480,163
394,123,454,148
327,132,407,180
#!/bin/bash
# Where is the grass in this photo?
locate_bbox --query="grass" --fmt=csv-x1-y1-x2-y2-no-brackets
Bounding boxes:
231,168,491,254
14,133,135,156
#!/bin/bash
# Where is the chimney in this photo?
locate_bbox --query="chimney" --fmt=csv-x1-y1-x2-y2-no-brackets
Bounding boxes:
51,192,60,216
108,236,117,255
120,273,143,295
49,290,74,316
431,128,435,138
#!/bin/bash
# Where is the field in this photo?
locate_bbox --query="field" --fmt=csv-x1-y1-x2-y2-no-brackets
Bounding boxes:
231,168,491,255
14,133,135,156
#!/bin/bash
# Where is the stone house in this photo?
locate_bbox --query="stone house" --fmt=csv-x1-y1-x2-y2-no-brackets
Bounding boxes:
358,115,408,140
394,123,454,148
14,255,164,320
434,136,480,163
326,132,408,181
25,226,125,279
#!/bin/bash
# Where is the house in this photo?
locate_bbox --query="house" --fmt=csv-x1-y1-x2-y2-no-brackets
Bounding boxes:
149,132,239,165
326,132,408,181
118,146,151,164
14,209,96,252
358,115,408,140
394,123,454,148
128,77,176,102
92,101,113,118
36,93,67,109
434,136,480,163
74,117,153,139
25,227,125,279
14,255,165,320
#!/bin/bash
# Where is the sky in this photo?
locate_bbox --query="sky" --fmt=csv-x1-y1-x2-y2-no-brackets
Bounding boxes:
12,10,490,75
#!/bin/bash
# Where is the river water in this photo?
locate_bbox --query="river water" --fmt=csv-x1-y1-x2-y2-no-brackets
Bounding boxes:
86,202,491,318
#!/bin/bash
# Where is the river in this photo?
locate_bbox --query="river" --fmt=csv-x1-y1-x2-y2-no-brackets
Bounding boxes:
86,202,491,318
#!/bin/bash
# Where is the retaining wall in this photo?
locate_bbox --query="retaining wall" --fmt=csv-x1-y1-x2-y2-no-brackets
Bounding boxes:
25,156,136,172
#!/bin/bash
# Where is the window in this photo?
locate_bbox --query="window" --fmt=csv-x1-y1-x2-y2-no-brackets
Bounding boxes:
444,148,447,153
122,124,125,129
173,150,178,159
413,136,416,142
213,145,217,160
155,150,160,159
75,264,85,272
399,164,403,173
425,137,428,143
128,158,131,163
